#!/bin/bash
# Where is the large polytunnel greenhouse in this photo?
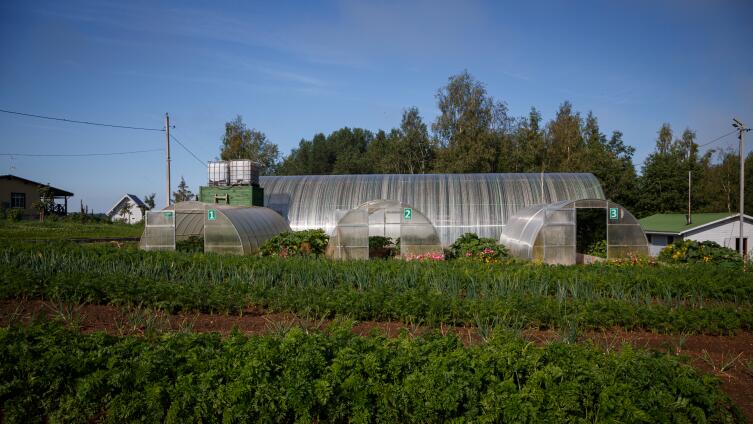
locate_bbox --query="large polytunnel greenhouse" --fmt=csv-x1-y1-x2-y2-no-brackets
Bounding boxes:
140,201,290,254
259,173,605,247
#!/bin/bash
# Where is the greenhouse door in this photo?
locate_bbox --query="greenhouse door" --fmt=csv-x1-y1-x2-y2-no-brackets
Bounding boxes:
143,210,176,251
367,208,401,241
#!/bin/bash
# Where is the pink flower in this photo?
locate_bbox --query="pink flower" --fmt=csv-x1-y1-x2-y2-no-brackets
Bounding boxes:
465,252,472,257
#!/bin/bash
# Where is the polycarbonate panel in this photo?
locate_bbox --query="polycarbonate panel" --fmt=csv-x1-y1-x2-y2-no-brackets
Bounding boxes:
329,200,442,259
574,199,608,209
161,201,207,240
545,246,576,265
499,201,570,260
142,210,175,251
209,206,291,255
204,209,242,255
542,224,575,246
331,209,368,260
260,173,605,246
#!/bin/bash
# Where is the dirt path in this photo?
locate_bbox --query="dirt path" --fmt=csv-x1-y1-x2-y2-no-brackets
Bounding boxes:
2,299,752,420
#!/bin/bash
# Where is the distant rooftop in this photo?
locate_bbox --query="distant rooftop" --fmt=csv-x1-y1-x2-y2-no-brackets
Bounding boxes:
0,174,74,197
639,213,738,234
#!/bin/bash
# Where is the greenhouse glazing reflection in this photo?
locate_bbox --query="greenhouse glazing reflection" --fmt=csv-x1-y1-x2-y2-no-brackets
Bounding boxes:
499,199,649,264
260,173,605,246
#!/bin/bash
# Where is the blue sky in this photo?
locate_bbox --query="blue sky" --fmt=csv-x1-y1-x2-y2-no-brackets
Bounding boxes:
1,0,752,212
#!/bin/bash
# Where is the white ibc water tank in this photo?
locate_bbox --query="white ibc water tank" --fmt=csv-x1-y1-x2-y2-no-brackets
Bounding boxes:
208,161,229,186
229,159,260,186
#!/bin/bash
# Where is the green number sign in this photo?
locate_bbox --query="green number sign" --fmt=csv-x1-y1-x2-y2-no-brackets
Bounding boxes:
207,209,217,221
163,211,173,219
609,207,619,221
403,207,412,221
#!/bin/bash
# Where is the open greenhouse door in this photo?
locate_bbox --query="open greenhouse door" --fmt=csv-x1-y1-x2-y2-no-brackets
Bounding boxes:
576,208,607,263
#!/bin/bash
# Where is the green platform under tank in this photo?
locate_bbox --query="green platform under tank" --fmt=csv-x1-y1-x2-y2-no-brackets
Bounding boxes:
198,185,264,207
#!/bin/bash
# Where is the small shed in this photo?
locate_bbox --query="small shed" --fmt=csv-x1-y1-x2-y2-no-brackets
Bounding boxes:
639,213,753,257
107,194,147,224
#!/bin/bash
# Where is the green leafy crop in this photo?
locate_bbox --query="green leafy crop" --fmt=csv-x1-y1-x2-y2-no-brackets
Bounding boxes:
0,322,743,423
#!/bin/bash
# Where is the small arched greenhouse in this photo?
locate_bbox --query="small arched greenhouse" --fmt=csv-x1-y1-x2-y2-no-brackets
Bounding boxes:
140,201,290,255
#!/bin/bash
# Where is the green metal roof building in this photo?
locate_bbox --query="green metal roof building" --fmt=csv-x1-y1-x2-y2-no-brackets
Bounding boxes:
639,212,753,256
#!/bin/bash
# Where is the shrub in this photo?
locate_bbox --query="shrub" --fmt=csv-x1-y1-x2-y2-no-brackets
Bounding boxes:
659,240,742,266
176,236,203,253
6,208,24,222
260,229,329,257
586,240,607,258
447,232,508,263
369,236,397,258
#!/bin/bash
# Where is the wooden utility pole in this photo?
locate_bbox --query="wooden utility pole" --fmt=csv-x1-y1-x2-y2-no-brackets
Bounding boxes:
688,170,692,225
165,113,171,208
733,118,751,261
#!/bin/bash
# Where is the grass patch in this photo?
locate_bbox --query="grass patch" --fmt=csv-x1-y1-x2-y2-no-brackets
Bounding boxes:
0,220,143,240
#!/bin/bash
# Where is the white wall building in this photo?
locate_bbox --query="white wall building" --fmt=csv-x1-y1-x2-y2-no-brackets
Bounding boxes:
640,213,753,257
106,194,147,224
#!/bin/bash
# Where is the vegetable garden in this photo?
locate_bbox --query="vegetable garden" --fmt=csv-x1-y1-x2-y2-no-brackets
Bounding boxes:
1,238,752,422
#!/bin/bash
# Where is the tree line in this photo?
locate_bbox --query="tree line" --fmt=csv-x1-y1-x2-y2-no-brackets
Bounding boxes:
219,70,750,218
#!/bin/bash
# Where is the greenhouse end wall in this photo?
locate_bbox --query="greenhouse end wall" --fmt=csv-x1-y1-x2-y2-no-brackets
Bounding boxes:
499,199,649,264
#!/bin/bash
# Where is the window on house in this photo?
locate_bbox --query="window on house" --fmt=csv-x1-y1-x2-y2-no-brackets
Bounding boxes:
735,238,748,256
10,192,26,209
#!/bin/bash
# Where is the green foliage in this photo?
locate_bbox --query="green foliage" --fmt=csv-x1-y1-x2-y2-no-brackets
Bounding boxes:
368,236,397,258
0,321,742,423
143,193,156,210
659,240,742,266
0,220,142,240
172,176,194,203
3,241,753,333
432,71,510,173
260,229,329,257
6,208,23,222
220,115,280,175
586,240,607,258
447,232,509,262
175,236,203,253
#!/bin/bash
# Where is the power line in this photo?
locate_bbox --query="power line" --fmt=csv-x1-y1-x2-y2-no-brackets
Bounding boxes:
170,133,206,166
0,108,165,132
697,130,736,148
0,148,163,157
636,129,741,167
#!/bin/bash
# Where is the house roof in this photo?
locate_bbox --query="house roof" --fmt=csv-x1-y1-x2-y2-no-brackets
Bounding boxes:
0,174,74,197
106,194,146,217
639,213,751,235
